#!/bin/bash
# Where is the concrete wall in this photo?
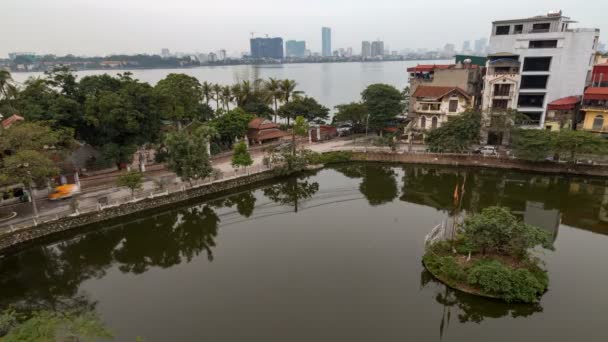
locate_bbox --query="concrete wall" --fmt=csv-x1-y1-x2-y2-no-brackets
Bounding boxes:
0,170,280,255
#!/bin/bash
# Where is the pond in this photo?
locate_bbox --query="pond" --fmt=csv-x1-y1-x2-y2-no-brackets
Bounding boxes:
1,163,608,341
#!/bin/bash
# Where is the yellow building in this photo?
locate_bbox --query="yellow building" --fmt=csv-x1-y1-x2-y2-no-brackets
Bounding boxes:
580,87,608,133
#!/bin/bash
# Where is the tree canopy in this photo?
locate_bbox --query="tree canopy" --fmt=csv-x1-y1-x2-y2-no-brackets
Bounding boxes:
231,141,253,169
334,102,368,131
361,84,404,130
426,111,482,153
155,73,204,126
279,96,329,124
164,125,214,183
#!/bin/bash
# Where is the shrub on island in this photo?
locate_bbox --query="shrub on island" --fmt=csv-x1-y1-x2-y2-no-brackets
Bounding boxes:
422,206,553,303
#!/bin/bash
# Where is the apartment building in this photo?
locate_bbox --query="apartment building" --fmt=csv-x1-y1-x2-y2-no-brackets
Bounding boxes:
484,11,599,131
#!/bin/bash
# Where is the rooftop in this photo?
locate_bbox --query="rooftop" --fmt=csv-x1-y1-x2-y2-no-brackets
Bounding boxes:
493,11,572,24
547,96,581,110
412,86,471,100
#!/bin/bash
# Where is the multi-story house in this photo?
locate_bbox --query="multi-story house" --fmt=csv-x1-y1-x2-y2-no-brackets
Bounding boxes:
485,11,599,131
406,62,482,134
580,62,608,133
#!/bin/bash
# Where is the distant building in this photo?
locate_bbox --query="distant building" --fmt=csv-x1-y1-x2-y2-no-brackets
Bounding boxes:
250,37,284,59
371,41,384,57
346,47,353,57
197,53,209,63
219,49,227,61
161,48,170,59
322,27,332,57
208,52,218,62
443,44,456,57
361,41,371,58
286,40,306,58
461,41,471,54
473,38,487,55
485,10,599,130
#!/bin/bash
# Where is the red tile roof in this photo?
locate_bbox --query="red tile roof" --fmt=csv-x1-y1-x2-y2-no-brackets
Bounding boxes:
412,86,471,100
255,130,288,141
584,87,608,101
1,114,24,129
547,96,581,110
248,117,279,130
407,64,454,72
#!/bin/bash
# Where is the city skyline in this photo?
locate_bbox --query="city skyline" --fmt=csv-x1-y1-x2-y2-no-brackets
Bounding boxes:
3,0,607,57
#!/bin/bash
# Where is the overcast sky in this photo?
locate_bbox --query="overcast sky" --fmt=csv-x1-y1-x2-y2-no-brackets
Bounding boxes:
2,0,606,57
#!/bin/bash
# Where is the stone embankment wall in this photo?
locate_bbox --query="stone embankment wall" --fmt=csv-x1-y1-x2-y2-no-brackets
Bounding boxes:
351,152,608,177
0,170,279,255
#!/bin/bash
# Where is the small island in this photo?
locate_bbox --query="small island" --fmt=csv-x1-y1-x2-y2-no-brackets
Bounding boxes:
423,206,554,303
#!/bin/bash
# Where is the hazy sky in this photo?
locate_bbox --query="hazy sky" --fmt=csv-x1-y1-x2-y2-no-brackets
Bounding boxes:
2,0,606,57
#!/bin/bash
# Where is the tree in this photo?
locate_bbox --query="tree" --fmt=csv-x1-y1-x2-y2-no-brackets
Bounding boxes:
279,79,303,125
0,70,18,114
201,81,213,108
511,129,554,161
462,206,553,257
155,73,203,127
212,83,222,112
117,170,144,198
231,141,253,170
221,85,233,111
263,177,319,212
265,78,282,122
211,108,254,146
553,130,607,162
426,111,482,152
361,84,404,130
291,116,309,156
279,96,329,124
164,126,214,184
334,102,368,132
0,121,72,154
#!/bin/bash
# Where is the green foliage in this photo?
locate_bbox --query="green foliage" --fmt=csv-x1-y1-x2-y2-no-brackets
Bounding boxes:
426,111,481,153
0,121,73,154
553,129,607,162
511,129,554,161
334,102,368,131
117,170,144,196
293,116,309,136
231,141,253,169
0,309,112,341
155,73,204,124
263,177,319,212
279,96,329,124
361,84,404,130
467,259,548,303
164,126,214,183
1,150,59,188
462,206,553,257
211,108,254,146
306,151,353,165
423,253,467,283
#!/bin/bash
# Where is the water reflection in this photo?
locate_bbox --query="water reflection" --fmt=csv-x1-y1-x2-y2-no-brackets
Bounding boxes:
263,176,319,212
333,164,399,206
420,270,543,340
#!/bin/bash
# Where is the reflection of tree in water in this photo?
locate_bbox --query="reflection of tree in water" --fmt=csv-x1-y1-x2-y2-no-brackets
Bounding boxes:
210,191,257,218
420,270,542,340
359,165,398,206
263,176,319,212
113,204,220,273
331,164,366,179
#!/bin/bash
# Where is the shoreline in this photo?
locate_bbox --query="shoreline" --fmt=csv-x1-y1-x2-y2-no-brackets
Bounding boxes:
2,153,608,255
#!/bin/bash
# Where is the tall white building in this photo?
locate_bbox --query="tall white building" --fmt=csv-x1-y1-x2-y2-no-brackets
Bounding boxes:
361,41,371,58
484,11,599,130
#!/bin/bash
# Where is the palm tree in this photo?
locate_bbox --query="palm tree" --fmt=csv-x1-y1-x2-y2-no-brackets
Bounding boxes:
201,81,213,107
0,70,17,114
279,79,304,125
233,80,254,108
220,86,233,111
212,84,222,112
264,78,282,123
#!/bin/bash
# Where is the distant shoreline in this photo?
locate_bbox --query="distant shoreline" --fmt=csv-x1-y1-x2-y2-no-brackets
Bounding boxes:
7,58,450,73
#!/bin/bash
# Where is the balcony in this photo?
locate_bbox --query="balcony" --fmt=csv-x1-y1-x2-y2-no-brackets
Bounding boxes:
492,90,514,98
416,103,442,114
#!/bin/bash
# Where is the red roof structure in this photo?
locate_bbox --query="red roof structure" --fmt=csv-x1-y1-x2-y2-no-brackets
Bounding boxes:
407,64,454,73
547,96,581,110
1,114,24,129
584,87,608,101
247,117,288,144
411,86,471,100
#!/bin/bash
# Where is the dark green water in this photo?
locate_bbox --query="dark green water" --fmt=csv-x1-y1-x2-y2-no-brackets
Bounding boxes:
1,164,608,341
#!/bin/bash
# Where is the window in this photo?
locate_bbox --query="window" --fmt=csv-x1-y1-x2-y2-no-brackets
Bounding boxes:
449,100,458,112
514,24,523,34
492,99,509,109
519,112,543,124
496,25,510,35
518,94,545,108
532,23,551,33
493,84,511,96
521,75,549,89
592,115,604,131
420,116,426,129
529,40,558,49
431,117,438,129
523,57,552,71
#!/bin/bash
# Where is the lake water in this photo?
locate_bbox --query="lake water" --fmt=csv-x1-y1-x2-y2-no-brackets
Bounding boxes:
1,163,607,341
10,60,448,110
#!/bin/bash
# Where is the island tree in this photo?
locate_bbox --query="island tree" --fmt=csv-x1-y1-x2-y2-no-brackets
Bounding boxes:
164,125,214,184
